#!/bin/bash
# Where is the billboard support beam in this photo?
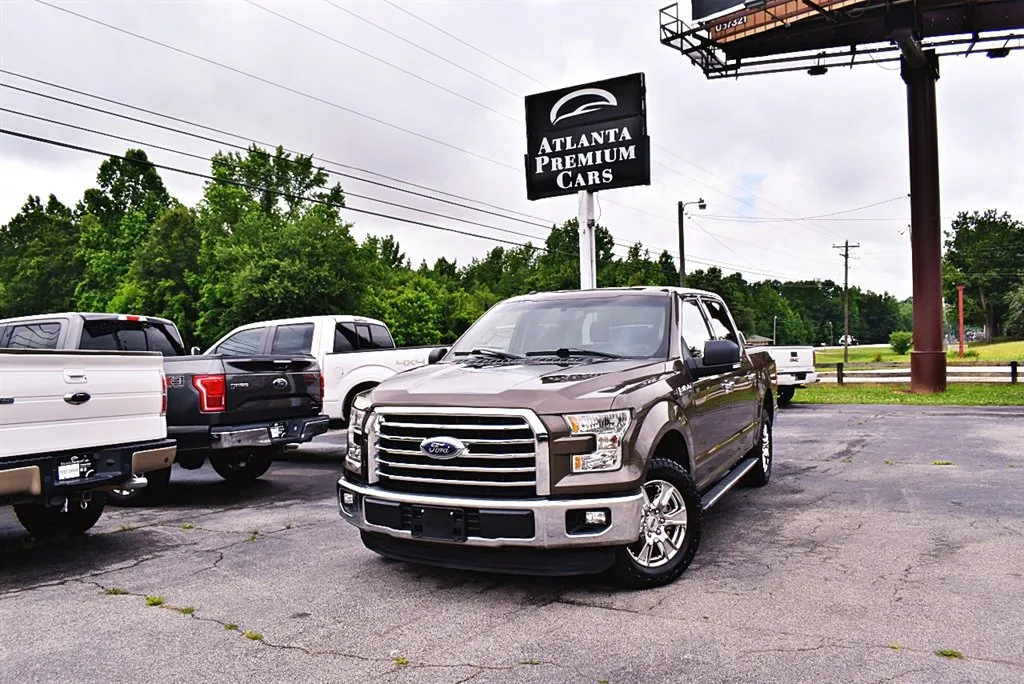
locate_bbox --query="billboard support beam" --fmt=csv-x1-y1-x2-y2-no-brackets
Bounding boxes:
902,48,946,393
578,191,597,289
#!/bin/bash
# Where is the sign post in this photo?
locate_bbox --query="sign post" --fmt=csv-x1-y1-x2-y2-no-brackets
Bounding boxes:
524,73,651,290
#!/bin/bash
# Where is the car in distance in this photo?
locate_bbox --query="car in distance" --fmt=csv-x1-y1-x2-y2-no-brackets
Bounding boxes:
337,287,777,589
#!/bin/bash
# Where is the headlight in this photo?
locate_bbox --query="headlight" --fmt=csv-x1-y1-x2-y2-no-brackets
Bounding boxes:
564,410,631,473
345,392,372,474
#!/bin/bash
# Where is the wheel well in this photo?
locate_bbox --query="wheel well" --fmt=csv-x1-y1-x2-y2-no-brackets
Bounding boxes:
343,382,379,421
652,430,690,473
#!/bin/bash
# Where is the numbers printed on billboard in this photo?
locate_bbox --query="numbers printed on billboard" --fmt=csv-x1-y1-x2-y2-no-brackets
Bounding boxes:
524,73,651,201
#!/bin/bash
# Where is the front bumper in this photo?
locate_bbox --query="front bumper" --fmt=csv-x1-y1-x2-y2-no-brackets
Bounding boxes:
172,415,331,451
0,439,177,503
336,478,644,549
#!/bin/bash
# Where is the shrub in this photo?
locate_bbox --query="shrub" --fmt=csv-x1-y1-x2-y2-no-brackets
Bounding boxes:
947,348,980,360
889,331,913,355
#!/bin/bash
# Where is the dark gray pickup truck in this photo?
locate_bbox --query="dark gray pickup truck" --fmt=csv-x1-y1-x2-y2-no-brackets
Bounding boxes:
0,313,329,499
338,286,777,589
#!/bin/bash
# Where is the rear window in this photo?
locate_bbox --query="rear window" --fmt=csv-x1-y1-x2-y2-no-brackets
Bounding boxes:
5,322,61,349
80,320,184,355
271,323,314,354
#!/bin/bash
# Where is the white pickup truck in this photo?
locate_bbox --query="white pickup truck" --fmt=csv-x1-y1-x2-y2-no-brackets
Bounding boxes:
206,316,447,425
761,345,818,405
0,349,176,538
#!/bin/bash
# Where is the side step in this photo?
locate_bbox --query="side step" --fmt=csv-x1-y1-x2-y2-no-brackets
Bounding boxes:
700,456,758,511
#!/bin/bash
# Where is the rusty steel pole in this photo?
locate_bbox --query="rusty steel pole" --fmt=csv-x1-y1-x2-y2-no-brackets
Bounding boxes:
902,48,946,393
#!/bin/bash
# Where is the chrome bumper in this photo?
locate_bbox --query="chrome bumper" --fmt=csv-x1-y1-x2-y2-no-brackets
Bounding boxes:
336,478,644,549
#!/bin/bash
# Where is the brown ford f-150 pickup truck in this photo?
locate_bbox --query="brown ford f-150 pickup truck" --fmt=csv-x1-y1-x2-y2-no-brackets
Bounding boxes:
337,287,777,588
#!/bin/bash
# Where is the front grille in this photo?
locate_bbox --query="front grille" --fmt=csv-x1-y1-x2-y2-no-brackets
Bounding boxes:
374,412,537,498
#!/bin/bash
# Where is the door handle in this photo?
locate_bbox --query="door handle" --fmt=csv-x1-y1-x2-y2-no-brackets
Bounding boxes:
63,369,88,384
64,392,91,405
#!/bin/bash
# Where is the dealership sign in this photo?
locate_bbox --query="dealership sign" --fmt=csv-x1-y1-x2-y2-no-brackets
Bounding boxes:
524,73,651,201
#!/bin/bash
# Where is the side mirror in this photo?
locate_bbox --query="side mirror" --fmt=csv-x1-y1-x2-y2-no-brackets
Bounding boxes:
703,339,740,366
190,346,202,356
427,347,448,364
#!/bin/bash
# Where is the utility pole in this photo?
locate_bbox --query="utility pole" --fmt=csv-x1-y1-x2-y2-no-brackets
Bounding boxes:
677,198,706,287
578,191,596,289
833,240,860,363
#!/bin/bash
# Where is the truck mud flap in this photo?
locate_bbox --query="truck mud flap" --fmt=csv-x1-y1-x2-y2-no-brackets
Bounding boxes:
700,456,759,511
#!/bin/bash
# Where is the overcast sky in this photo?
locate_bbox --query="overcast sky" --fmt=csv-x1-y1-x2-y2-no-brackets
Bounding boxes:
1,0,1022,300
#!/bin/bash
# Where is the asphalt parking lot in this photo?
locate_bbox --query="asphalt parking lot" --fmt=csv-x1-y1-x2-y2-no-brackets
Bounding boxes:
2,405,1022,684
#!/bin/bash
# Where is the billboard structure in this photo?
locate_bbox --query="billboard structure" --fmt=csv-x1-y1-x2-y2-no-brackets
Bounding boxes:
524,74,652,289
659,0,1023,394
661,0,1023,79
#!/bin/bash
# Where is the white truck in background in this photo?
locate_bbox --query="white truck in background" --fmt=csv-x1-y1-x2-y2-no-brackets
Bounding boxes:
206,315,447,425
0,349,176,538
761,345,818,405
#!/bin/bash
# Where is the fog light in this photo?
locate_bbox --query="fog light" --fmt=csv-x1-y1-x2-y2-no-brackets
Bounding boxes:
343,492,355,506
584,510,607,526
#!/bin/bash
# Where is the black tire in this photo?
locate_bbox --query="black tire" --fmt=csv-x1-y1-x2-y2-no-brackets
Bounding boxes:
777,386,795,406
210,450,273,483
742,409,773,487
14,495,106,539
607,458,703,590
107,466,173,506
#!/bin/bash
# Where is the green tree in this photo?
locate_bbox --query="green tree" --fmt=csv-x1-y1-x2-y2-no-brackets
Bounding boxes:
0,194,82,317
889,331,913,355
1004,283,1024,337
75,149,174,311
943,210,1024,337
110,206,202,345
361,275,446,346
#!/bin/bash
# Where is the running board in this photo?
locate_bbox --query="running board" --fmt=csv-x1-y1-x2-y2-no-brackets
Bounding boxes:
700,456,758,511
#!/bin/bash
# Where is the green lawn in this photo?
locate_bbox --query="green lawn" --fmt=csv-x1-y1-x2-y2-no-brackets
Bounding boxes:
794,383,1024,406
813,340,1024,367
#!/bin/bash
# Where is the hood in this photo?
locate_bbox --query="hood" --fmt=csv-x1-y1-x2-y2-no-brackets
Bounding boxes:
369,357,670,415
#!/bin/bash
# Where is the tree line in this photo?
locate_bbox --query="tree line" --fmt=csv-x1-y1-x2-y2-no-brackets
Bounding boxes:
2,146,1019,348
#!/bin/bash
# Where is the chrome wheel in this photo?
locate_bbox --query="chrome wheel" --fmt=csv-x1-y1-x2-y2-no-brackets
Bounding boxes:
628,479,688,569
761,421,772,471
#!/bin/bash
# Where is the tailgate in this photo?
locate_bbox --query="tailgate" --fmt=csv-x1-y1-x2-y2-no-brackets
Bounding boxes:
0,351,166,459
222,356,321,422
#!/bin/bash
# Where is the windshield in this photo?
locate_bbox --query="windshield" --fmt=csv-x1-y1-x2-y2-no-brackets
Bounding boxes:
450,294,671,360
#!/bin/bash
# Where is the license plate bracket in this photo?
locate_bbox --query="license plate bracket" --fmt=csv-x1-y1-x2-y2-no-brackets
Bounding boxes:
57,456,92,482
410,505,467,542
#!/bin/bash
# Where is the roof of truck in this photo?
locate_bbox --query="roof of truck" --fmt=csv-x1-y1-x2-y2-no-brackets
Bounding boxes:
503,286,723,303
0,312,177,326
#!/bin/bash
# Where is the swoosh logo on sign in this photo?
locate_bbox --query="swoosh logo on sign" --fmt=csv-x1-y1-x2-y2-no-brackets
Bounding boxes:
549,88,618,125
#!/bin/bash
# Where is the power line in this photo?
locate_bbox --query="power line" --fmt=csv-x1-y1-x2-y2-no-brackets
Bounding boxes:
0,75,553,228
0,107,556,245
33,0,520,171
382,0,547,88
244,0,518,123
322,0,521,98
1,127,561,253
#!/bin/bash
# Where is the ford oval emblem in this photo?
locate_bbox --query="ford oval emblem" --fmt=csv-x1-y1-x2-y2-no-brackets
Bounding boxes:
272,378,288,388
419,436,466,460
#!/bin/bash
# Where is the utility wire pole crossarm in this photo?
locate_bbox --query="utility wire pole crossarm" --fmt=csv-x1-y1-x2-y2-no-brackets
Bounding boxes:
833,240,860,363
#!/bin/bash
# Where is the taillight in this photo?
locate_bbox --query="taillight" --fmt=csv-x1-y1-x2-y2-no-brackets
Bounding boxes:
319,373,325,403
160,370,168,416
192,374,226,413
303,372,324,403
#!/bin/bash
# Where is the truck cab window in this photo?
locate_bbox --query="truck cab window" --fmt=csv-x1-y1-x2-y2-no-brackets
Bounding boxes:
356,324,373,350
680,298,713,358
214,328,263,356
80,320,185,355
271,323,314,355
334,323,358,353
702,299,738,343
369,324,394,349
6,322,61,349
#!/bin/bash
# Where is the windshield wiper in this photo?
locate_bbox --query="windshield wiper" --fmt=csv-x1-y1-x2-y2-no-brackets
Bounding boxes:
453,348,523,360
524,348,624,359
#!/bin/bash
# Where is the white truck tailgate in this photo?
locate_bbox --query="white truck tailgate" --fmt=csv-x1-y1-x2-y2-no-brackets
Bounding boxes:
0,351,167,459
